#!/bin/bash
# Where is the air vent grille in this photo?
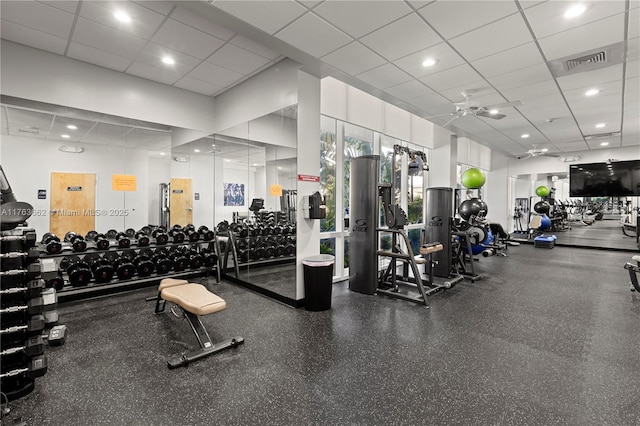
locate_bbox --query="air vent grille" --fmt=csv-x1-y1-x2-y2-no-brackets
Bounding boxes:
584,131,621,140
18,128,39,135
566,51,606,70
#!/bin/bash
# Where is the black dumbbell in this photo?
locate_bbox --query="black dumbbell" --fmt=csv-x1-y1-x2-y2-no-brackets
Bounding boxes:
229,222,240,233
152,251,173,274
237,239,248,250
248,227,258,237
45,272,65,291
85,230,98,241
113,255,136,280
152,229,168,245
186,249,204,269
285,244,295,256
169,249,189,272
216,221,229,233
116,232,131,248
139,226,152,236
61,255,91,286
125,228,136,238
184,224,195,233
84,253,114,284
64,231,87,252
92,233,110,250
275,245,285,257
185,228,200,243
168,228,185,243
272,225,283,235
238,249,249,262
106,229,118,239
201,249,219,268
131,254,155,277
238,227,249,238
265,247,275,258
134,231,150,246
198,226,215,241
41,233,62,254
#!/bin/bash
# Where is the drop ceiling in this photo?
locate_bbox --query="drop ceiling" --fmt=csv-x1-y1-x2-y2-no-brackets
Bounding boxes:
0,0,638,159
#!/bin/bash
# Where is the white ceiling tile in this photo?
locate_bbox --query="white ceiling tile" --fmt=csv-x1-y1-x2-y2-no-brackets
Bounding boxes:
171,6,235,40
5,108,53,136
501,80,561,103
563,80,624,103
394,42,466,79
174,76,224,96
385,80,433,101
407,1,436,8
630,7,639,39
275,12,351,57
1,1,75,38
72,17,147,59
132,1,175,16
524,1,626,39
586,135,621,149
556,64,624,92
79,1,166,39
187,61,244,87
622,134,640,146
152,18,226,59
297,1,324,9
438,80,490,102
554,140,590,150
626,59,640,79
408,92,452,110
360,14,442,61
487,63,554,92
448,14,534,62
135,42,201,74
419,63,483,92
625,75,639,96
126,61,182,85
538,14,626,60
230,34,281,60
472,42,545,78
66,42,132,72
206,43,272,75
313,1,411,38
321,42,386,75
40,1,79,14
0,20,67,55
419,0,518,40
212,0,307,34
356,63,413,89
515,91,566,110
519,1,547,9
628,37,640,61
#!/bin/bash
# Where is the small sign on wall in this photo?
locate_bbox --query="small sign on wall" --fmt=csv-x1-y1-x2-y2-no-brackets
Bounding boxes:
269,184,283,196
194,193,200,200
172,189,184,194
298,174,320,182
112,174,137,191
67,186,82,191
37,189,46,199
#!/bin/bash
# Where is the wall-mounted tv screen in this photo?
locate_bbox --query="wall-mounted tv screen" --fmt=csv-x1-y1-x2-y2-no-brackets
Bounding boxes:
570,160,640,197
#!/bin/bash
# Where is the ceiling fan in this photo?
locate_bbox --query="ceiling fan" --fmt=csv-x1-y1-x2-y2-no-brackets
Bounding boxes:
516,146,560,160
426,90,523,127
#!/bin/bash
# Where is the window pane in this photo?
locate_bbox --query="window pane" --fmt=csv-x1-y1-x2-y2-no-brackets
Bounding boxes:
344,237,350,268
408,228,422,254
343,123,373,216
320,238,336,256
320,116,337,232
407,143,425,225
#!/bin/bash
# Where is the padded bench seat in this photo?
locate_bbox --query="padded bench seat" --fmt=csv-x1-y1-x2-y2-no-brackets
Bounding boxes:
161,283,226,316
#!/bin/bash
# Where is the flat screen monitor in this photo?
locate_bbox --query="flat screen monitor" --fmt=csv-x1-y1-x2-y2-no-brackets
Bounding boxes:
569,160,640,197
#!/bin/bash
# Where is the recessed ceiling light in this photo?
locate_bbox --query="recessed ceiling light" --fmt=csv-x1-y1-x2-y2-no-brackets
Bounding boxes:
66,124,77,130
521,134,530,138
252,163,258,167
225,159,230,162
161,56,175,65
114,10,131,23
541,148,549,152
194,149,200,153
61,134,70,139
422,58,437,67
160,152,166,156
600,142,609,146
212,144,216,147
564,4,586,19
595,123,605,128
489,109,499,115
277,166,283,170
585,89,599,96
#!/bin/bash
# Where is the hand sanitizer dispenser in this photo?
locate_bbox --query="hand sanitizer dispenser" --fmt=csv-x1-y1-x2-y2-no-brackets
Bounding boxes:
302,191,326,219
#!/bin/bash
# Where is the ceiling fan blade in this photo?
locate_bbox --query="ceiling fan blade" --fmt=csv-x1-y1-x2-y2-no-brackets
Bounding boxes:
544,153,560,158
476,111,506,120
516,155,531,160
423,112,455,119
485,100,523,110
442,114,461,127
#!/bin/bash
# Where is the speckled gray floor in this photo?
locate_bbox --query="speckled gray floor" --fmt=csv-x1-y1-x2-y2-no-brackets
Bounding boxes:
7,245,640,425
236,261,297,299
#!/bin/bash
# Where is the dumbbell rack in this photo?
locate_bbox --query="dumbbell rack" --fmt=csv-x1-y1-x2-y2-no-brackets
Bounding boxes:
1,227,48,401
222,220,296,267
38,238,222,303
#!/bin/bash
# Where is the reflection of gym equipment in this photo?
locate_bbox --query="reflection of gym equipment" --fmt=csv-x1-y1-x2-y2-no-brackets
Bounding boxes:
41,233,63,254
624,255,640,292
0,165,33,231
64,232,87,252
153,279,244,369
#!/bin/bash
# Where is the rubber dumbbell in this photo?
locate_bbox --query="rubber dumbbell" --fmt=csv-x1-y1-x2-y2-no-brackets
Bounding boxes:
185,228,200,243
198,226,215,241
238,249,249,262
125,228,136,238
201,250,219,268
60,255,91,286
255,247,266,259
285,244,295,256
135,231,150,247
275,245,285,257
184,224,196,233
85,230,98,241
186,249,204,269
130,254,154,277
113,255,136,280
238,227,249,238
236,239,248,250
90,257,115,284
41,233,62,254
229,222,240,233
265,247,275,258
216,221,229,233
116,232,131,249
169,250,189,272
152,229,169,245
92,233,110,250
168,228,185,243
152,252,173,274
64,231,87,252
248,227,258,237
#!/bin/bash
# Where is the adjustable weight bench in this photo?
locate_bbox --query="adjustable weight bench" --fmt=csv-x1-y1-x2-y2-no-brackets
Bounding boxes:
155,278,244,369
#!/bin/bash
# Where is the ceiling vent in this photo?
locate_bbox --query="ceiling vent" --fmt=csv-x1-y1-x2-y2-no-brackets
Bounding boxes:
584,131,621,140
18,128,40,135
548,41,626,77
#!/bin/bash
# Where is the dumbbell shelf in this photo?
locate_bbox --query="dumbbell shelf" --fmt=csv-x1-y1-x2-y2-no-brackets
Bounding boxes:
37,239,207,256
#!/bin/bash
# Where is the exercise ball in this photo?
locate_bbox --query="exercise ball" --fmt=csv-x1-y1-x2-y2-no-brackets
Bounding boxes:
459,198,486,221
461,168,486,189
539,214,552,230
464,228,494,255
535,185,550,197
533,200,550,215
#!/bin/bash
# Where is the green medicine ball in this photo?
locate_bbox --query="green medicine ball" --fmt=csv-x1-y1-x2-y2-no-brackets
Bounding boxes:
535,186,550,197
461,168,486,189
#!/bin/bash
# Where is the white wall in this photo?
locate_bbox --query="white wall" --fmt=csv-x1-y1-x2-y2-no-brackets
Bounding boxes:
486,151,510,228
218,114,297,149
1,135,151,236
148,157,171,226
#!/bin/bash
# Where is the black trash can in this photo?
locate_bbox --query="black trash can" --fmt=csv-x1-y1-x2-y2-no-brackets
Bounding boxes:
303,254,335,311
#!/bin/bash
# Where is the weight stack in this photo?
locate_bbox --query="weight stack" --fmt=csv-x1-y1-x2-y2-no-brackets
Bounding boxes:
0,228,48,401
349,155,380,295
424,188,454,278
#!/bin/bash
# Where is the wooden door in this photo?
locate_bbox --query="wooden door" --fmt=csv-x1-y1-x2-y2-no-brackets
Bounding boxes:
170,178,193,227
50,172,96,237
